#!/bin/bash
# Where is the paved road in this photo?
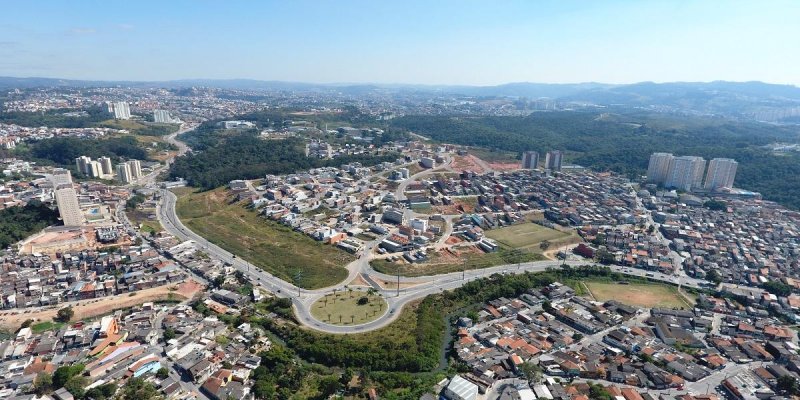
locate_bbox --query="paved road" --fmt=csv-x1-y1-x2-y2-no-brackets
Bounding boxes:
153,133,709,334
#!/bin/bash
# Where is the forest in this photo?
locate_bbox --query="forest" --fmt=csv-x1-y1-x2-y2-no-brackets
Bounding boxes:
0,106,113,128
168,131,400,189
0,201,60,249
11,136,149,167
391,111,800,209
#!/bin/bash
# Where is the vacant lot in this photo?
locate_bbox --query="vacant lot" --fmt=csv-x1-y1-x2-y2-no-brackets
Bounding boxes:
486,222,574,250
175,188,352,289
372,246,543,277
310,290,387,325
584,281,694,309
0,280,202,330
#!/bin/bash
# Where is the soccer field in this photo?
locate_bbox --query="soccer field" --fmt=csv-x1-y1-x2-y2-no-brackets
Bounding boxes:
485,222,573,249
584,281,695,309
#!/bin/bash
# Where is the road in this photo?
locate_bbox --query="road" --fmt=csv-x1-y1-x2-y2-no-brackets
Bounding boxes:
152,132,708,334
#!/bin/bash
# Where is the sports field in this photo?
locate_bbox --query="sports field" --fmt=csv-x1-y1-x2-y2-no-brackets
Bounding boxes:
584,281,695,309
174,187,352,289
310,290,387,326
485,222,574,250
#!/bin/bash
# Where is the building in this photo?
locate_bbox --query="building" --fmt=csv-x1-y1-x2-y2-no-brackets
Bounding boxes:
127,160,142,179
646,152,674,184
98,156,113,176
420,157,436,169
116,163,132,184
153,109,172,123
545,150,563,171
522,151,539,169
704,158,738,190
52,173,84,226
51,168,73,186
75,156,91,176
664,156,705,191
443,375,478,400
112,101,131,120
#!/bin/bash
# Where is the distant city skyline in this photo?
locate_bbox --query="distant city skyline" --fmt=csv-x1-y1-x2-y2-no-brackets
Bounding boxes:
1,0,799,86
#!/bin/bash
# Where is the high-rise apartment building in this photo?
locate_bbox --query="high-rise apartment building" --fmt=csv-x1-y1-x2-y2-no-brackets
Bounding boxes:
704,158,738,190
127,160,142,179
75,156,91,175
98,156,113,176
665,156,706,191
545,150,563,171
153,109,172,123
646,153,674,184
522,151,539,169
116,163,132,183
113,101,131,120
50,172,84,226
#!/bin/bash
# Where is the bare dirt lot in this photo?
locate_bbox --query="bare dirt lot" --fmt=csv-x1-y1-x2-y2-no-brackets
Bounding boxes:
0,280,204,330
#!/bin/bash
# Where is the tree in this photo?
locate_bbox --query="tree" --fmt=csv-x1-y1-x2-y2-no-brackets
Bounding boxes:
33,373,53,395
318,376,342,397
778,375,800,395
53,364,84,388
706,269,723,284
55,306,74,323
539,240,551,251
518,362,543,383
156,367,169,379
163,327,176,342
64,375,87,399
119,377,163,400
572,332,584,341
357,296,369,305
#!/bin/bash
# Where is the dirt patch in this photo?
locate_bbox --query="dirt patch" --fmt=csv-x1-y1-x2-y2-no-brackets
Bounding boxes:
348,274,372,288
487,162,520,171
371,276,427,290
0,280,204,330
451,155,486,174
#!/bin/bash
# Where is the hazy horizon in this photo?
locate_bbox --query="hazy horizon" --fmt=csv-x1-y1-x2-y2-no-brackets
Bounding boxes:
2,0,799,86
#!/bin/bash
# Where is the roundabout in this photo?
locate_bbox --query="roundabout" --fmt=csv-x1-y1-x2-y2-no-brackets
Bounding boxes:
309,288,388,326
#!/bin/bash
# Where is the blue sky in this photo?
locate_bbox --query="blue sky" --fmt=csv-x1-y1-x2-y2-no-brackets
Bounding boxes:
1,0,798,85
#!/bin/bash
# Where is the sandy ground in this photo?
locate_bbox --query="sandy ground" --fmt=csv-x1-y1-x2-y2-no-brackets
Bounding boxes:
451,155,487,174
0,280,204,330
487,162,521,171
348,274,372,287
372,277,427,290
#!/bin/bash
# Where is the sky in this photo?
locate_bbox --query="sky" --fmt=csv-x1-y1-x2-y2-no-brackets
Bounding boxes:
1,0,799,86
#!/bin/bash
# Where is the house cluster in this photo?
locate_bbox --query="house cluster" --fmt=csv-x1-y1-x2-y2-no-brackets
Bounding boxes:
646,195,800,291
0,312,169,399
0,245,186,310
0,123,122,148
447,281,800,400
162,305,268,400
577,226,674,274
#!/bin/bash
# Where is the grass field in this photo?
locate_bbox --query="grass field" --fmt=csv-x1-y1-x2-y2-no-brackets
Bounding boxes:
468,147,518,163
584,281,695,309
485,222,575,250
174,188,352,289
372,248,544,277
31,321,65,333
310,290,387,325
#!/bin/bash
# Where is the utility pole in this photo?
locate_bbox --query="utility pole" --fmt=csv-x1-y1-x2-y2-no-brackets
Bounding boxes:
396,273,400,297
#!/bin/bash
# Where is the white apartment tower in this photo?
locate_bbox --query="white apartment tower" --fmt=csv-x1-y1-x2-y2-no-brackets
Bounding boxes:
545,150,563,171
522,151,539,169
646,152,674,184
113,101,131,120
665,156,706,191
98,156,113,176
127,160,142,179
704,158,738,190
116,163,133,183
153,109,171,123
50,171,84,226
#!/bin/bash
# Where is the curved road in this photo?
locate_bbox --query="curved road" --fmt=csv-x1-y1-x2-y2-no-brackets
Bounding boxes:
155,133,707,334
